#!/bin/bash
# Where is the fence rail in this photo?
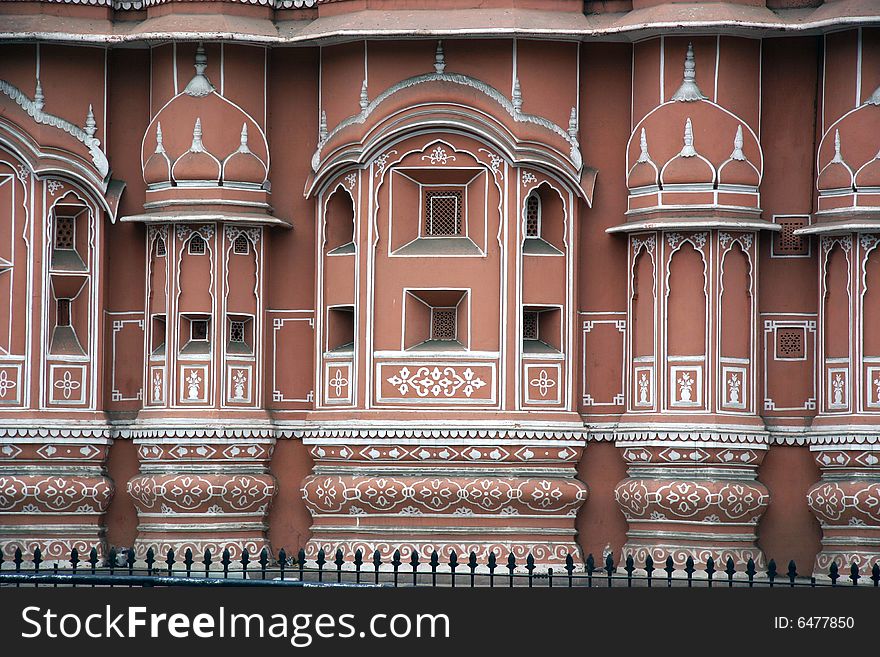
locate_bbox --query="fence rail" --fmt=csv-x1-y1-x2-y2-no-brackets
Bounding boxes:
1,546,879,588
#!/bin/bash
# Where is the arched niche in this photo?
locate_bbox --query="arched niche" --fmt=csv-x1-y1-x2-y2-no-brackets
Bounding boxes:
523,182,565,255
324,186,355,255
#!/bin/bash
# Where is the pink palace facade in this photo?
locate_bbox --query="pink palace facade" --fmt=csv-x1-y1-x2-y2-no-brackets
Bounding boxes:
1,0,880,575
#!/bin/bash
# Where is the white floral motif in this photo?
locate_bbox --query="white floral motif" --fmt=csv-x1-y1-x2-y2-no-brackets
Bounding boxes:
832,373,846,406
677,372,694,403
529,369,556,398
0,370,16,399
328,369,348,397
152,372,162,402
477,148,503,176
727,373,741,404
54,370,81,400
421,145,456,165
186,371,202,400
373,150,397,177
345,172,357,189
47,180,63,196
386,366,487,398
638,373,650,404
232,370,247,400
521,171,537,187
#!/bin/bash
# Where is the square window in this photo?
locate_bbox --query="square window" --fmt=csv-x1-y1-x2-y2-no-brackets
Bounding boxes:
775,327,805,359
230,320,246,343
772,216,810,257
430,307,457,341
191,319,209,341
424,190,462,236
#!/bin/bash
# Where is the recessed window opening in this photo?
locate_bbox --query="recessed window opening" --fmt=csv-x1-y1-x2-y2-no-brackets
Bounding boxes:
188,235,207,255
424,190,463,236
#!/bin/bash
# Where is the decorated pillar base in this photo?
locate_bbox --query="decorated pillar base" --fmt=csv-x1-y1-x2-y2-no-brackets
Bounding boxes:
127,434,276,562
301,439,588,569
614,440,769,568
0,430,114,562
807,444,880,575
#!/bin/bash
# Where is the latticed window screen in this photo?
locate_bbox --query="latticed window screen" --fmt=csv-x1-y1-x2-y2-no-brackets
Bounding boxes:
191,319,209,341
523,310,539,340
230,320,246,344
56,299,71,327
188,235,206,255
424,190,462,236
776,327,805,359
525,194,541,238
155,236,167,257
233,233,250,255
430,308,457,341
55,216,74,249
773,217,809,256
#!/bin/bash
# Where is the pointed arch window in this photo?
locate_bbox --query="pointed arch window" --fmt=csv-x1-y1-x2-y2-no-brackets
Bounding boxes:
525,193,541,238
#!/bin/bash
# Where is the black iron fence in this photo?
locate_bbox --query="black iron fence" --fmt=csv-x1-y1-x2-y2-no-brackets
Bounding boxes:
1,546,879,588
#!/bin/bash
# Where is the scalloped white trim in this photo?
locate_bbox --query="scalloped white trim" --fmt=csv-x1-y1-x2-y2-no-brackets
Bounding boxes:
0,79,109,178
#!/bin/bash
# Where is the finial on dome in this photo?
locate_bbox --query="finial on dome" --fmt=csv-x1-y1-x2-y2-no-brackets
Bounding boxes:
238,123,252,153
637,127,651,163
319,110,328,142
568,107,578,139
434,41,446,75
359,79,369,111
155,122,166,153
34,78,44,113
671,42,707,102
190,117,206,153
184,43,215,97
680,118,696,157
832,129,844,163
512,78,522,113
84,104,97,138
730,125,746,161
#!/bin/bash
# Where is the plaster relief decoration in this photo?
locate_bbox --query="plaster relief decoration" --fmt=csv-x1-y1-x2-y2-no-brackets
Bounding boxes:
323,361,352,406
867,367,880,409
0,78,109,180
180,365,209,404
633,366,654,408
226,364,252,405
49,365,86,405
670,366,701,407
307,41,594,203
524,363,562,406
0,364,21,405
722,366,747,410
827,368,849,410
385,365,491,399
149,365,165,405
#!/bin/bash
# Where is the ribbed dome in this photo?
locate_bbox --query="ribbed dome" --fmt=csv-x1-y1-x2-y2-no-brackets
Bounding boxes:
627,127,659,189
143,122,172,186
171,118,221,185
140,44,269,191
222,124,268,187
817,130,854,192
855,152,880,189
660,118,715,186
717,126,760,187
